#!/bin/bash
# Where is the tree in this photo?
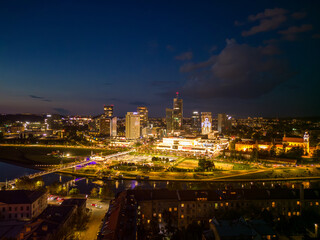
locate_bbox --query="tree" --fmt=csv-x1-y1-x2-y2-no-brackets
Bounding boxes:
15,176,44,190
69,188,79,196
313,149,320,160
90,187,99,198
286,147,304,160
198,159,214,171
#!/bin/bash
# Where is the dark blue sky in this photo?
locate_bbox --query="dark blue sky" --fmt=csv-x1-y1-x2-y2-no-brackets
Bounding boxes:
0,0,319,117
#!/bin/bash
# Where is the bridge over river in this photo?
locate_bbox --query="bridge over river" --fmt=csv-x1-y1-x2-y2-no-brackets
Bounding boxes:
7,150,132,186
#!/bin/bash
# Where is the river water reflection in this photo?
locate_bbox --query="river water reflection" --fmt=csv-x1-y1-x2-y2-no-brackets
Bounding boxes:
1,160,320,196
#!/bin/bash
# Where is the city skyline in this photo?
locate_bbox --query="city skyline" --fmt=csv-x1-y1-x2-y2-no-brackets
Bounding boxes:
1,1,320,118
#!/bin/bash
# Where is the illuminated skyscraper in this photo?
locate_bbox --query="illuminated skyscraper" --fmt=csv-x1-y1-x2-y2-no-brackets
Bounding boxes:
172,92,183,130
104,105,114,117
137,106,148,128
191,111,201,133
166,108,174,133
125,112,140,139
201,112,212,135
99,117,111,136
110,117,117,137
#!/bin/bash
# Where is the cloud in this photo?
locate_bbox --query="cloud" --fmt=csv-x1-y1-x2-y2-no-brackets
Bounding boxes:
242,8,287,36
130,101,148,106
177,39,294,100
53,108,70,115
279,24,313,35
29,95,44,99
259,44,281,55
180,56,216,73
279,24,313,41
29,95,51,102
175,51,193,61
248,8,287,21
291,11,307,19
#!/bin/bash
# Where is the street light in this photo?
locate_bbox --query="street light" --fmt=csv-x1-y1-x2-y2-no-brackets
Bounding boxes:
315,224,318,238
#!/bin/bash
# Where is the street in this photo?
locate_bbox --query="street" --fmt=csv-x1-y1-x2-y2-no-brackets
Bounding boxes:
79,198,109,240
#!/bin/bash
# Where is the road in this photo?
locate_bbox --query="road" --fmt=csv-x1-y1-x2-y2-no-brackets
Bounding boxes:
80,199,109,240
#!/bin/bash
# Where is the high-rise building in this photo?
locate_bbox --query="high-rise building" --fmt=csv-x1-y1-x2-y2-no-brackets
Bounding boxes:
99,117,111,136
201,112,212,135
173,92,183,130
137,106,148,128
111,117,117,137
166,108,174,133
125,112,140,139
104,105,114,117
218,113,232,133
191,111,201,133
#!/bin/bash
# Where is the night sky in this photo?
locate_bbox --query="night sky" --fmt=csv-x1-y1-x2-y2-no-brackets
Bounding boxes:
1,1,319,118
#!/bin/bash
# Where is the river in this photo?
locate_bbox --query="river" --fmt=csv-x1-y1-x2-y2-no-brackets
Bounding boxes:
1,159,320,195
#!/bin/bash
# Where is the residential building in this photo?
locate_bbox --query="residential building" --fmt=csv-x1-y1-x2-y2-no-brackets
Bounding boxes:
104,105,114,117
0,190,47,221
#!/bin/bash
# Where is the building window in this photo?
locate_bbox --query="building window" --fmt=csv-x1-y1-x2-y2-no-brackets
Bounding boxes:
272,202,275,208
2,207,5,212
181,215,184,219
174,207,177,211
21,213,23,218
169,208,172,212
21,206,23,211
297,201,300,205
26,206,29,210
181,203,184,208
9,207,11,211
15,207,17,211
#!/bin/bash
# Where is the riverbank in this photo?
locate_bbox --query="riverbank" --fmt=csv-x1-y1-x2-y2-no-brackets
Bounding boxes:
0,145,118,166
57,167,320,182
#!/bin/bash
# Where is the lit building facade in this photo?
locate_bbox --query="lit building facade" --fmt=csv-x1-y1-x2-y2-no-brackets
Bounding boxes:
166,108,174,133
191,111,201,133
125,112,140,139
201,112,212,135
218,113,232,133
99,117,111,136
173,93,183,130
137,106,148,128
104,105,114,117
111,117,117,137
0,190,47,221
